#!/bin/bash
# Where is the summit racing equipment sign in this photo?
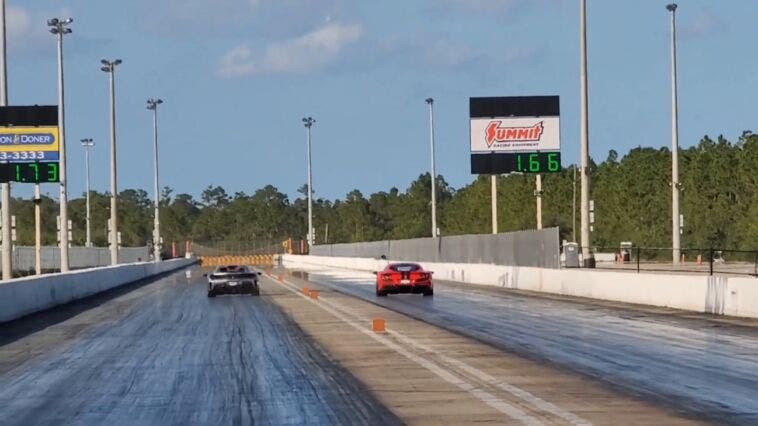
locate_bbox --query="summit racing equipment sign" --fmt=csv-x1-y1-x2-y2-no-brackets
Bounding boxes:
470,116,560,153
469,96,561,174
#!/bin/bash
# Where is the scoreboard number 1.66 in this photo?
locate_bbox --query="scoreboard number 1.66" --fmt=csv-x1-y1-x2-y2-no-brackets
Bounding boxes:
514,152,561,173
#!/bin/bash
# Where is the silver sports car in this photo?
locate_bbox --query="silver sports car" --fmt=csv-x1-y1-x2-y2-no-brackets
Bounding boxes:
206,265,261,297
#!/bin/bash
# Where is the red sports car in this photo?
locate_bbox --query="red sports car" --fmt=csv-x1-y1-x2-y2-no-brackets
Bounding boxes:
375,263,433,297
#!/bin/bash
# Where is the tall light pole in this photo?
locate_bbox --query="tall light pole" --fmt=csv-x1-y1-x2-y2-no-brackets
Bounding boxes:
147,98,163,261
0,0,11,279
101,59,121,265
579,0,594,267
667,3,681,264
302,117,315,250
81,138,94,247
48,17,72,272
425,98,438,237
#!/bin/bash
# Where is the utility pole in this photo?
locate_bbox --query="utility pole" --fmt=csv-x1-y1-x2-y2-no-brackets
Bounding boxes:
579,0,594,267
101,59,121,265
425,98,438,237
147,98,163,261
48,17,73,272
0,0,10,279
302,117,315,250
667,3,681,265
81,138,94,247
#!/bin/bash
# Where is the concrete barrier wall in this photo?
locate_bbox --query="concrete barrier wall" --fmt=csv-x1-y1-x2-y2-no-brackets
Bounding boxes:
0,257,196,323
282,255,758,319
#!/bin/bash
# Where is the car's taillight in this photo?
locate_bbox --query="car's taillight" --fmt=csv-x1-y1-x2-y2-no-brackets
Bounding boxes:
414,273,430,281
382,273,393,281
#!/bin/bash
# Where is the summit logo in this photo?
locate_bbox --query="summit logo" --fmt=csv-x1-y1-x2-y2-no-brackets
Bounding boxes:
485,121,544,146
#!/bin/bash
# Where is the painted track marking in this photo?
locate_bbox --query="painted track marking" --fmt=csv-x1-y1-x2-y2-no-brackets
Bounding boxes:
268,274,590,425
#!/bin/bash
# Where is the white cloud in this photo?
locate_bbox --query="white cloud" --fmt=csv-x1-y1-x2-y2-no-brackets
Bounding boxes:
424,39,478,68
141,0,352,40
375,34,543,72
439,0,521,12
430,0,527,17
681,11,724,39
218,22,363,77
4,5,54,54
7,5,31,38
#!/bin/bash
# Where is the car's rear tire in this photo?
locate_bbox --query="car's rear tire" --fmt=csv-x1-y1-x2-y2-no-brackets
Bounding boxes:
423,289,434,297
376,287,387,297
251,287,260,296
207,290,216,298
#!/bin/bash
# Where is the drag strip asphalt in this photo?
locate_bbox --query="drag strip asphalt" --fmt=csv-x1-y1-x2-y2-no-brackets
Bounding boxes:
0,266,400,426
295,267,758,424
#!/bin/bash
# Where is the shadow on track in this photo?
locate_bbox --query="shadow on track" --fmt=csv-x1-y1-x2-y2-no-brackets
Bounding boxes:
0,266,193,347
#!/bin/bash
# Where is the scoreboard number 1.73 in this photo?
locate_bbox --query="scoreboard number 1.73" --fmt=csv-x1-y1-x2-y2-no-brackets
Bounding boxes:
0,162,60,183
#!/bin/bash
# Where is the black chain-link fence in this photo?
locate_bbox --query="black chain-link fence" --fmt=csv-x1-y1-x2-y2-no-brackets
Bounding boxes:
580,246,758,277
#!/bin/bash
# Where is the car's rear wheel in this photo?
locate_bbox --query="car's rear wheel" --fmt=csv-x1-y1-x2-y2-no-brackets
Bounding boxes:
423,289,434,297
376,287,387,297
207,290,216,298
251,287,260,296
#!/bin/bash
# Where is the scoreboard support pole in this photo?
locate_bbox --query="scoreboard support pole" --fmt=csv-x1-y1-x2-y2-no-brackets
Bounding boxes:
34,184,41,274
536,174,543,230
491,175,498,234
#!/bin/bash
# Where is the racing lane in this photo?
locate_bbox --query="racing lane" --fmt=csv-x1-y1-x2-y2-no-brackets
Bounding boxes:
0,267,399,426
298,268,758,424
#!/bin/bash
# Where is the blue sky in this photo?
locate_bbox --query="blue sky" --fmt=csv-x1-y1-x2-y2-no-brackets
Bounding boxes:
5,0,756,201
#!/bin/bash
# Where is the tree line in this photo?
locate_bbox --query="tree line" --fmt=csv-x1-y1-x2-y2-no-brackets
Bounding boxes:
7,132,758,252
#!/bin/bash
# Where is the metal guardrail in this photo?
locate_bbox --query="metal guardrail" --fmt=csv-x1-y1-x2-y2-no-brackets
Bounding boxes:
311,228,561,269
5,246,150,273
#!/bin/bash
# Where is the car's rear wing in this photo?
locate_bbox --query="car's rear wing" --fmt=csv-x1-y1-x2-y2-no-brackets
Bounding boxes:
209,272,260,280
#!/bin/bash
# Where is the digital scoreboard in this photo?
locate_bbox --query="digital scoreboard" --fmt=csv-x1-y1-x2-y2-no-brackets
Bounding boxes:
0,162,60,183
470,152,561,175
469,96,561,174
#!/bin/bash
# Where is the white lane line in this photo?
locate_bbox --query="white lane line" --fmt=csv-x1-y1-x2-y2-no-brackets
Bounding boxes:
387,332,590,426
266,275,545,425
286,271,591,426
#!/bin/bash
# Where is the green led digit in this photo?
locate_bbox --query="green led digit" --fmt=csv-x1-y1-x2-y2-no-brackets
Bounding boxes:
516,154,522,171
47,163,59,182
529,153,540,172
547,153,560,172
30,163,39,182
14,164,21,182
